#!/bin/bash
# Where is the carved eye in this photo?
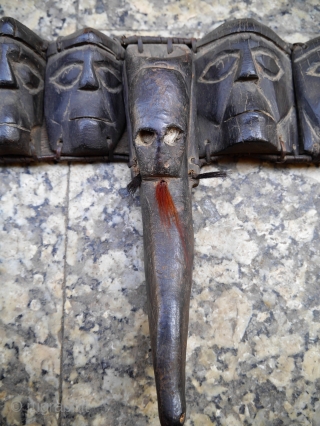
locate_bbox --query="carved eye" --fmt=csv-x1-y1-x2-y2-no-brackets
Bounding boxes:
306,61,320,77
49,64,82,89
15,63,43,94
198,53,239,84
135,129,156,146
163,127,183,146
253,49,283,81
96,67,122,93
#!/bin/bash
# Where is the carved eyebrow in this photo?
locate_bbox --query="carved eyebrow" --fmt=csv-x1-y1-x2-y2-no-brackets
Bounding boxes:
219,48,240,54
54,59,83,67
250,46,280,58
93,59,120,68
47,60,83,76
196,45,240,61
52,44,120,66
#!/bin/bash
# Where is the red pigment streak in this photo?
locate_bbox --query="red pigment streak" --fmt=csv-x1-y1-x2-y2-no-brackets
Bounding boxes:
155,180,189,265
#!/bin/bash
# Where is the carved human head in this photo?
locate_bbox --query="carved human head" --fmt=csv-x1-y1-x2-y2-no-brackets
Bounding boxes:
45,28,126,156
126,44,192,178
293,37,320,156
0,17,47,156
195,18,298,156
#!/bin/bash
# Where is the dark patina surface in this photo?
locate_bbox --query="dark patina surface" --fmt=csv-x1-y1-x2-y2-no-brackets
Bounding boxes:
125,43,194,425
0,17,47,157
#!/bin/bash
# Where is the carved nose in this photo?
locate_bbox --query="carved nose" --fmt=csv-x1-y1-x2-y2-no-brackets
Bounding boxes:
235,47,258,83
78,63,99,91
0,52,18,88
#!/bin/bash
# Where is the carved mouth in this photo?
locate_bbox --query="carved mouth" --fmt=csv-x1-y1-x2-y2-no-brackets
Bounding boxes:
70,116,115,126
224,110,274,123
0,123,30,132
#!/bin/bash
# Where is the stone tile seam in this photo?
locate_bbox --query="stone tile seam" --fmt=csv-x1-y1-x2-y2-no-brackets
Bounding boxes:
75,0,80,32
58,162,71,426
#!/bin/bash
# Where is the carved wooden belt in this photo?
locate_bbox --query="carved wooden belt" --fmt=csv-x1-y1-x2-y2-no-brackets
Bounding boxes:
1,15,319,426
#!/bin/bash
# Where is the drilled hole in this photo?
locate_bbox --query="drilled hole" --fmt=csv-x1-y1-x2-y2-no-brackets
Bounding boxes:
135,129,156,146
163,126,183,146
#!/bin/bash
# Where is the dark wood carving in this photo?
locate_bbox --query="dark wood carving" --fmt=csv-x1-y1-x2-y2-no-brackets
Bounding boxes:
195,19,298,158
1,19,320,164
45,28,126,157
0,17,47,157
125,44,194,426
4,14,320,426
293,37,320,157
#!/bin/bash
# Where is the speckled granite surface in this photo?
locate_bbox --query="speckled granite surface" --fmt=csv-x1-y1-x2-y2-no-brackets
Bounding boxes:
1,1,320,426
0,164,68,426
2,0,320,42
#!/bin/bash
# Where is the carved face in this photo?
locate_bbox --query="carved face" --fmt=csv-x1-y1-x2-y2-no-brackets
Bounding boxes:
131,68,188,177
195,33,293,154
45,45,125,156
293,40,320,154
0,36,45,155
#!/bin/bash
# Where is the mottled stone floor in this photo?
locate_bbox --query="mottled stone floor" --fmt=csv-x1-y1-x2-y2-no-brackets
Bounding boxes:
1,1,320,425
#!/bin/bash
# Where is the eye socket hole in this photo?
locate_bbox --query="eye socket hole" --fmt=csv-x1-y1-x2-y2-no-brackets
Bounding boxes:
255,54,280,76
306,61,320,77
49,63,82,89
135,129,156,146
198,52,239,84
15,63,44,94
252,48,283,81
163,126,183,146
96,66,122,92
25,72,40,90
